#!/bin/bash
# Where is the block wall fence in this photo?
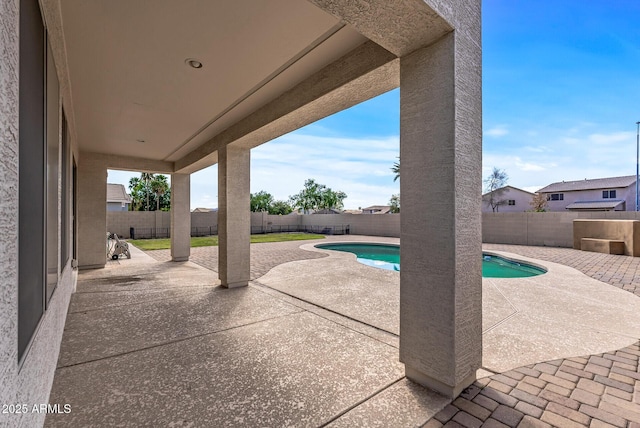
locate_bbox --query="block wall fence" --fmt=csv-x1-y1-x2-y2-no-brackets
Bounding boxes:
108,211,640,247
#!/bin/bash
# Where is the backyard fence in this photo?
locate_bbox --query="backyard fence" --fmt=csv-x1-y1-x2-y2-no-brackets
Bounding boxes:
109,210,640,247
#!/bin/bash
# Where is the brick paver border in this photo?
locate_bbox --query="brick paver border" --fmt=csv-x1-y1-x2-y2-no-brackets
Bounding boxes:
427,244,640,427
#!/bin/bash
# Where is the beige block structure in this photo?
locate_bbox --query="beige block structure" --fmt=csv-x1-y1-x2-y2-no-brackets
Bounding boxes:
573,219,640,256
77,154,108,269
398,3,483,397
170,173,191,262
218,145,251,288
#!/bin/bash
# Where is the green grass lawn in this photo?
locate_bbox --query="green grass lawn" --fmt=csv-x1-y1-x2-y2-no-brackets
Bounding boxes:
128,233,325,251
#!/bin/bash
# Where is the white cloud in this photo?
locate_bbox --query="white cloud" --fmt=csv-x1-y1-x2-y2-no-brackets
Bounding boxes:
485,125,509,137
588,131,634,145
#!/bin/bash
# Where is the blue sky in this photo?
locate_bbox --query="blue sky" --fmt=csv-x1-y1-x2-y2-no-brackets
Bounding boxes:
108,0,640,209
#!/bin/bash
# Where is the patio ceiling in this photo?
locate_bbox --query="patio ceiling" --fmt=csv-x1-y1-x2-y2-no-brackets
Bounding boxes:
52,0,369,165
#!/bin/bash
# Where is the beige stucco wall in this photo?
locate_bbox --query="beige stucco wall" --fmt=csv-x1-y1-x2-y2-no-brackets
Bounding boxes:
481,187,534,213
1,3,77,425
573,219,640,256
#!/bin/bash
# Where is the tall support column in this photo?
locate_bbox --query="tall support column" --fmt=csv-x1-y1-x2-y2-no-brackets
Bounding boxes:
399,30,482,398
77,154,107,269
170,173,191,262
218,145,250,288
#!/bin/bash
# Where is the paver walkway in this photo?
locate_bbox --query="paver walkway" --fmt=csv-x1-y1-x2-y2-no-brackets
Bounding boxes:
144,239,640,427
430,244,640,428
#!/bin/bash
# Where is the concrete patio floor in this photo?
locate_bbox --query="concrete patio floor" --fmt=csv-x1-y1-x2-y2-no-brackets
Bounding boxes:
46,237,640,427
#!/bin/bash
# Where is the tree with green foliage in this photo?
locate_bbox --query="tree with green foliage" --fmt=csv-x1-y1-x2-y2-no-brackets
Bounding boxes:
141,172,154,211
250,191,274,212
250,191,293,214
389,194,400,213
289,179,347,213
484,167,509,212
391,157,400,182
270,200,293,215
319,189,347,210
150,174,171,211
128,173,170,211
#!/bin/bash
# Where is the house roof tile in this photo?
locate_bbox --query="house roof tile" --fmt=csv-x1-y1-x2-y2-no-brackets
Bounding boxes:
107,183,132,203
565,200,625,210
538,175,636,193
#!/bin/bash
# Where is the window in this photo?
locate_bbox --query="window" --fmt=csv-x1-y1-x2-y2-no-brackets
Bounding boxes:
19,0,46,361
61,112,70,269
46,38,60,303
508,200,516,206
548,193,564,201
603,190,616,199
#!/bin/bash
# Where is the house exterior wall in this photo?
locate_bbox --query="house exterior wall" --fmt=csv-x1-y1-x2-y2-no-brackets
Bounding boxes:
542,185,635,211
107,201,129,212
482,187,533,213
1,2,77,426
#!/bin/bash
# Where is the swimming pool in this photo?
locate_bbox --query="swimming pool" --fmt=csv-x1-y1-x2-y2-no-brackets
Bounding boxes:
315,243,546,278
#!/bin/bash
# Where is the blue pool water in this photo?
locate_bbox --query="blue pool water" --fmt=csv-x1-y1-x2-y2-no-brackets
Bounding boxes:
315,243,546,278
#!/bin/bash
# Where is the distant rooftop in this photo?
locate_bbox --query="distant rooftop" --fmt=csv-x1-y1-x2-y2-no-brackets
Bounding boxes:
565,200,625,210
362,205,391,214
191,207,217,213
107,183,131,203
481,185,535,197
538,175,637,193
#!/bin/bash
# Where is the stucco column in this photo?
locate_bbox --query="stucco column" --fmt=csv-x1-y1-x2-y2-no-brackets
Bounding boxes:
77,154,107,269
399,31,482,398
218,145,250,288
170,173,191,262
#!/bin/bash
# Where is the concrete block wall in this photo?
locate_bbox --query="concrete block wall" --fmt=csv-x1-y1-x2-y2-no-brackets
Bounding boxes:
107,212,402,238
109,211,640,246
191,211,218,229
482,212,640,247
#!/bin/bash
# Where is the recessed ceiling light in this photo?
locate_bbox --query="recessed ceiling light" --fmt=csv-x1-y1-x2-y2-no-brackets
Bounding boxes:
185,58,203,69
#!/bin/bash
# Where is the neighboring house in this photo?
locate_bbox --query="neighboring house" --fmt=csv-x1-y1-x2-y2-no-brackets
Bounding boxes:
107,183,132,211
537,175,637,212
191,207,217,213
362,205,392,214
482,186,534,212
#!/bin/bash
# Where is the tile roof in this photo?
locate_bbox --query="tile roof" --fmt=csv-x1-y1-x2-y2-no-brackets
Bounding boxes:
481,185,535,197
538,175,637,193
107,183,132,203
565,200,625,210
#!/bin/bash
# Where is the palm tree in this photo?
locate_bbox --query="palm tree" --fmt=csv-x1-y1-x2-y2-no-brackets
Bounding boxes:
140,172,154,211
391,157,400,182
151,175,169,211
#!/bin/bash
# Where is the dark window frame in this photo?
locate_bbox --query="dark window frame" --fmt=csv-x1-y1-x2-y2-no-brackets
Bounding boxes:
18,0,46,362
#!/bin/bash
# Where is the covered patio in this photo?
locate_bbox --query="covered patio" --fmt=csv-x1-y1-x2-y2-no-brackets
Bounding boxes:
3,1,482,426
49,0,481,397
